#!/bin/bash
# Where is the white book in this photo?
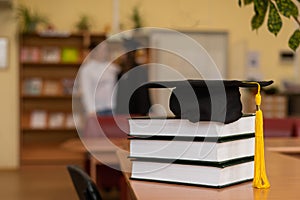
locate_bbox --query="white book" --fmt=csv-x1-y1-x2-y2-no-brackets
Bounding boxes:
128,114,255,137
48,112,65,128
30,110,47,128
130,135,254,162
131,158,254,188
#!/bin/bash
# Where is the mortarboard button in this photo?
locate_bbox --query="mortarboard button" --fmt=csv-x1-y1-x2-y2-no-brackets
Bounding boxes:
140,80,273,124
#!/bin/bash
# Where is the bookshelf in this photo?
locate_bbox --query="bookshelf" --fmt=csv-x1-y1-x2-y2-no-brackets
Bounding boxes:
19,33,106,158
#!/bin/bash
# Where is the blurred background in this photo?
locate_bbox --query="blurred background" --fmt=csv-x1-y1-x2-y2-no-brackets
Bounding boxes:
1,0,300,199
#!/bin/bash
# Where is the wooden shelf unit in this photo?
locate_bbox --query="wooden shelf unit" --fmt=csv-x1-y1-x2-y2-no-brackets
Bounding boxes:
19,33,106,162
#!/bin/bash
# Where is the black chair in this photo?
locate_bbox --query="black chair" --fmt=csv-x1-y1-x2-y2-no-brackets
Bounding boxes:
67,165,102,200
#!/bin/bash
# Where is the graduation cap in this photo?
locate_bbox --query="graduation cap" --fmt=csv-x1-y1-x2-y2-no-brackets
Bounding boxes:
140,79,272,189
142,80,273,124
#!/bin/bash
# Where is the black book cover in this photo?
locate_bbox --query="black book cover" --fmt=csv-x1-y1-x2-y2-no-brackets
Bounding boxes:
129,177,253,188
130,156,254,168
129,133,255,143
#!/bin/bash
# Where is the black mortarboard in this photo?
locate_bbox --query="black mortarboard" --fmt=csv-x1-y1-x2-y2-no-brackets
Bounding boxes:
142,80,273,124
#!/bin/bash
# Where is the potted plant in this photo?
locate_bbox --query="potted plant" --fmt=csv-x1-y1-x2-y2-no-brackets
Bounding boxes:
131,5,143,29
17,5,48,33
75,15,91,32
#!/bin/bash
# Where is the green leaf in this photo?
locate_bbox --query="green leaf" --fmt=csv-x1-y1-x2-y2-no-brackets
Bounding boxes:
289,29,300,51
275,0,298,18
251,14,265,30
268,2,282,36
239,0,253,7
251,0,269,30
254,0,268,15
244,0,253,5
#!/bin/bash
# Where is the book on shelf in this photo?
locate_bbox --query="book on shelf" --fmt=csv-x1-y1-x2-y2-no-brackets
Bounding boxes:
129,134,254,162
48,112,65,128
128,114,255,138
43,79,62,95
23,78,43,95
30,110,47,128
61,78,75,95
41,46,61,63
20,46,40,63
65,113,75,128
61,47,80,63
130,157,254,188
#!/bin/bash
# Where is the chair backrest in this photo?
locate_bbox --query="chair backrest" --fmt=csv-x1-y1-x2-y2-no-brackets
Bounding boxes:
67,165,102,200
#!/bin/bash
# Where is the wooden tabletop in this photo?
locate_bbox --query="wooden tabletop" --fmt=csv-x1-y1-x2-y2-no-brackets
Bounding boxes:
265,138,300,153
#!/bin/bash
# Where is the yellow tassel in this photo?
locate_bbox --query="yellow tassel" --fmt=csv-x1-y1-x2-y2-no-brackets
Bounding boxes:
252,82,270,189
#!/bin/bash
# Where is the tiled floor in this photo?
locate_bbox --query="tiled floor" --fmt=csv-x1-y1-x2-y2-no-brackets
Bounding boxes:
1,140,120,200
0,140,84,200
0,165,78,200
0,165,120,200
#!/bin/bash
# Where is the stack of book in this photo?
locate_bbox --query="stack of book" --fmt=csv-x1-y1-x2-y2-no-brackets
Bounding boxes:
128,114,255,188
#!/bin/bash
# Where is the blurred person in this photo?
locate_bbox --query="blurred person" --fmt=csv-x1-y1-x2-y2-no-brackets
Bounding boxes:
80,42,120,116
115,37,151,116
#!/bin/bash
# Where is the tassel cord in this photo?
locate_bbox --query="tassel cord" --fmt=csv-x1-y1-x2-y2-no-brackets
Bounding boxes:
252,83,270,189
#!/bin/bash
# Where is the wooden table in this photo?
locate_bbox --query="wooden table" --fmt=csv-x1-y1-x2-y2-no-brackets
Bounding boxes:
116,138,300,200
62,137,300,199
265,138,300,156
61,137,128,182
61,137,129,153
